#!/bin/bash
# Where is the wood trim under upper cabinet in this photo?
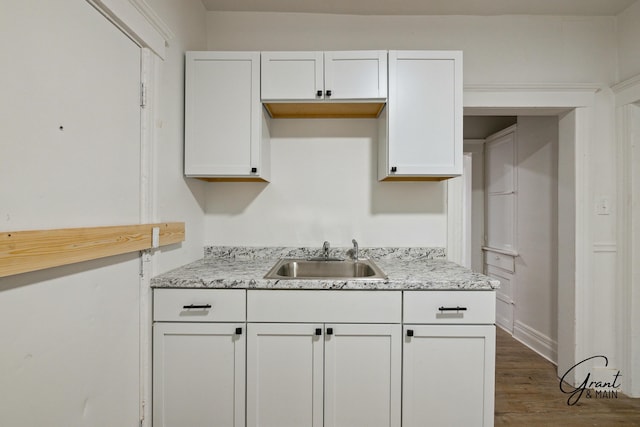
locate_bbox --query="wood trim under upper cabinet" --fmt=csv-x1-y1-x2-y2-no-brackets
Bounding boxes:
263,102,385,119
0,222,185,277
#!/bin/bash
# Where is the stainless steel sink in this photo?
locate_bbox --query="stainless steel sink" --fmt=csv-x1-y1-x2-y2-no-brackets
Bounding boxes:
264,258,387,280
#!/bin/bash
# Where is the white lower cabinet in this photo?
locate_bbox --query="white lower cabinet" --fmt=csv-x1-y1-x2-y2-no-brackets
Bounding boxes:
246,323,324,427
153,322,246,427
324,323,402,427
153,289,494,427
246,322,402,427
403,325,496,427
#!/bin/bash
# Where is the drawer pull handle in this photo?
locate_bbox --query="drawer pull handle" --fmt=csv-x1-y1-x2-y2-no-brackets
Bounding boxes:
235,327,243,335
183,304,212,310
406,329,414,337
315,328,322,336
326,327,333,335
438,306,467,312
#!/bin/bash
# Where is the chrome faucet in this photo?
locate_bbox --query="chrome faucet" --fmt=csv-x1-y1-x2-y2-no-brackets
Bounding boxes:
352,239,359,262
322,241,330,259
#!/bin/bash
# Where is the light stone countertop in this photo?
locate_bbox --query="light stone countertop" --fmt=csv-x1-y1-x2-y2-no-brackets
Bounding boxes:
150,247,500,291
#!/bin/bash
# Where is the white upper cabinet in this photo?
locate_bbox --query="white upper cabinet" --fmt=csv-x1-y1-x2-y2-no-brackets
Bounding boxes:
184,51,270,181
261,51,323,101
379,50,463,180
261,51,388,101
323,51,388,100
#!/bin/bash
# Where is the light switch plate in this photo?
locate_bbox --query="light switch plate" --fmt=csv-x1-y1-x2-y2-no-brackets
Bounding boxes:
596,197,611,215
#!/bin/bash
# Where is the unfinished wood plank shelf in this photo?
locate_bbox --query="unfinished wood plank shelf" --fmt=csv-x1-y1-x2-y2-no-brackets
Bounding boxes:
263,102,386,119
0,222,185,278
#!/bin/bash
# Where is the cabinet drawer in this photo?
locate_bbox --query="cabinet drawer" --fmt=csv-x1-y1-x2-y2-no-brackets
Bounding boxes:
486,265,513,301
484,251,515,272
154,289,246,322
403,291,495,324
248,290,401,323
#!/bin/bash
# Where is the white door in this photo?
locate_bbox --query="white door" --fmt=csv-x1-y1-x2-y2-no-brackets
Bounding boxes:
247,323,324,427
261,51,324,100
0,2,142,426
324,51,387,100
153,323,246,427
403,325,495,427
324,323,401,427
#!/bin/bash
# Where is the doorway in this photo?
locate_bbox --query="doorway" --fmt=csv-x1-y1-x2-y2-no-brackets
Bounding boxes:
460,88,595,386
464,116,559,364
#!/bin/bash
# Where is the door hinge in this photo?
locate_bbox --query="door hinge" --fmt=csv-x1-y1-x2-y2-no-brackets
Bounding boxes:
140,82,147,108
139,400,146,427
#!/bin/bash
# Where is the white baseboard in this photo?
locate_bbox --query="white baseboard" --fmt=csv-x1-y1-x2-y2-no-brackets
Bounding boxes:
513,320,558,365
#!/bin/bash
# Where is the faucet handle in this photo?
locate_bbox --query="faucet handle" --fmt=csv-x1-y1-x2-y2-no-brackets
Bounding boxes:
351,239,359,261
322,241,330,258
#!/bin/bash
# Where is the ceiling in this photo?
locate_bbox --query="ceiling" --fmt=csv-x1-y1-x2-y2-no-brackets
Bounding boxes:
201,0,636,16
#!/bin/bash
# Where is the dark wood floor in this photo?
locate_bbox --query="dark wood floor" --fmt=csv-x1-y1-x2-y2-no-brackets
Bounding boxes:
495,327,640,426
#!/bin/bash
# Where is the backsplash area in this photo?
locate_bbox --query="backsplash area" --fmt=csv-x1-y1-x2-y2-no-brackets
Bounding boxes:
202,119,448,248
204,246,446,260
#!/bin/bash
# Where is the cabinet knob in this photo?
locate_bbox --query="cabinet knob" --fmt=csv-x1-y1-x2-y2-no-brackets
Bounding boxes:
316,90,323,97
326,327,333,336
326,90,332,97
235,327,243,335
251,167,257,173
406,329,414,337
315,328,322,336
391,166,397,173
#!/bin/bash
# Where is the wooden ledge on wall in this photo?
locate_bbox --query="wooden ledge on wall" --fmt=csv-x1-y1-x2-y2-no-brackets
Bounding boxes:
0,222,185,278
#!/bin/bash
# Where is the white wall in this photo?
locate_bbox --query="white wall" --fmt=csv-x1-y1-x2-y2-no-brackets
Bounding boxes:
0,1,208,425
205,119,446,247
203,12,618,248
207,12,618,84
147,0,208,273
0,1,142,425
617,0,640,82
514,117,559,360
463,141,485,273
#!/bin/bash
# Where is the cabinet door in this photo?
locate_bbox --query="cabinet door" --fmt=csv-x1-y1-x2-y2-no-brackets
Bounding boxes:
403,325,495,427
324,51,387,100
381,51,462,179
485,126,517,251
485,128,516,195
261,51,324,100
153,322,245,427
247,323,324,427
485,265,515,333
324,324,401,427
486,193,516,251
185,51,266,179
